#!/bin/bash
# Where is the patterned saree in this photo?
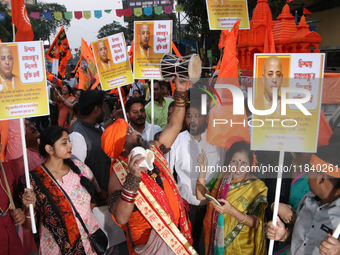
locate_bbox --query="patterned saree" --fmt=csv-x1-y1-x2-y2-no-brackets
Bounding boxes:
203,173,268,255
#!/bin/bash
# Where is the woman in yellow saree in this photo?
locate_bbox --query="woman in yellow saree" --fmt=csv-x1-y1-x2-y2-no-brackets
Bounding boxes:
196,141,268,255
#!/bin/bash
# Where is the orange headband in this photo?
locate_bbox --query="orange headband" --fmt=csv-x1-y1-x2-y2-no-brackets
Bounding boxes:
309,154,340,178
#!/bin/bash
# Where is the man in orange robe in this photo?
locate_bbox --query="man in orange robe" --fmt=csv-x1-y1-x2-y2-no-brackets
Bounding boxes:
102,77,196,255
0,45,23,92
96,40,114,71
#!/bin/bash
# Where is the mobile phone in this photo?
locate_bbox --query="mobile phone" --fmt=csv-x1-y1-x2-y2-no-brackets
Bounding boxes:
205,194,221,206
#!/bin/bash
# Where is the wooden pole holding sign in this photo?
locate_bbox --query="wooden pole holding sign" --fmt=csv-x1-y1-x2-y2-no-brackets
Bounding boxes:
151,79,154,139
20,118,37,234
268,150,285,255
332,222,340,239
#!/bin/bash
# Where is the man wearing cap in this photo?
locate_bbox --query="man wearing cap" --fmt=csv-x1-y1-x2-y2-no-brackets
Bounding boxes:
102,77,197,254
266,144,340,255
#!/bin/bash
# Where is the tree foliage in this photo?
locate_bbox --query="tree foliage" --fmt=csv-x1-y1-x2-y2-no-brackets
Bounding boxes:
25,2,70,41
97,21,127,39
0,2,14,42
177,0,220,66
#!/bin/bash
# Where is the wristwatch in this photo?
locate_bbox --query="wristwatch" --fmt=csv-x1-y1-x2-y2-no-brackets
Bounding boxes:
110,116,116,122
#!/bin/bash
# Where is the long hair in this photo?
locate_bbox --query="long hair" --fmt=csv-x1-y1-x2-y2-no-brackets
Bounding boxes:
39,126,97,201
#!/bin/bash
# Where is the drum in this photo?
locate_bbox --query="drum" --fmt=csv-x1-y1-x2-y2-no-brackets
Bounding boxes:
160,54,202,83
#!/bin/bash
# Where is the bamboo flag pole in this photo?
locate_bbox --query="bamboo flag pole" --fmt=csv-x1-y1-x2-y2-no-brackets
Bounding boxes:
268,150,285,255
12,24,15,42
20,118,37,234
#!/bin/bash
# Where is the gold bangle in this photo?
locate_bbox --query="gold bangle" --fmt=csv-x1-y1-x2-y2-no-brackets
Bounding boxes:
279,229,288,242
196,180,206,187
239,213,247,223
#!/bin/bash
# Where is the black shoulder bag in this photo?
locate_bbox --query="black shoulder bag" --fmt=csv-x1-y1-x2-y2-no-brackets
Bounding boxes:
42,164,108,255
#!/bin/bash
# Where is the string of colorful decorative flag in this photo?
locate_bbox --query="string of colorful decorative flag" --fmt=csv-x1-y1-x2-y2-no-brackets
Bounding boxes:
0,5,184,22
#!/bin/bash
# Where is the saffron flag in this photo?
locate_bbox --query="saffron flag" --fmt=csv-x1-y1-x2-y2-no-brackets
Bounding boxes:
11,0,34,41
0,120,9,162
303,8,312,15
79,38,99,90
46,26,72,78
206,21,250,149
73,59,81,79
46,71,63,87
263,13,276,53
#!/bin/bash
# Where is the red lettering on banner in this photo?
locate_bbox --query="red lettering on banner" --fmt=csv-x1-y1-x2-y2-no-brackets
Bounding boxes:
161,229,170,239
148,214,157,223
293,73,316,82
298,59,313,68
135,197,145,206
24,46,35,52
175,246,183,254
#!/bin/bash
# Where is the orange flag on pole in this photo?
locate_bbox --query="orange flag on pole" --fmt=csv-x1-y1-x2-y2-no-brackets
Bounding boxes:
11,0,34,41
46,26,72,79
73,59,81,79
206,21,250,149
79,38,99,90
0,120,9,162
303,8,312,15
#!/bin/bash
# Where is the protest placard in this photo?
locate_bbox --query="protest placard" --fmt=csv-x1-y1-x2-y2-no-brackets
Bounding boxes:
92,32,133,90
134,20,172,79
0,41,49,120
251,53,325,152
205,0,250,30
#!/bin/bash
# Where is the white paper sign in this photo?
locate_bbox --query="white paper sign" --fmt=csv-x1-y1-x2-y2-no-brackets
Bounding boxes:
18,41,44,83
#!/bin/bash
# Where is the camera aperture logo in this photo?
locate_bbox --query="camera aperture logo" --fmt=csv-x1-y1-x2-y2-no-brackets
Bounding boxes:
199,84,312,128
